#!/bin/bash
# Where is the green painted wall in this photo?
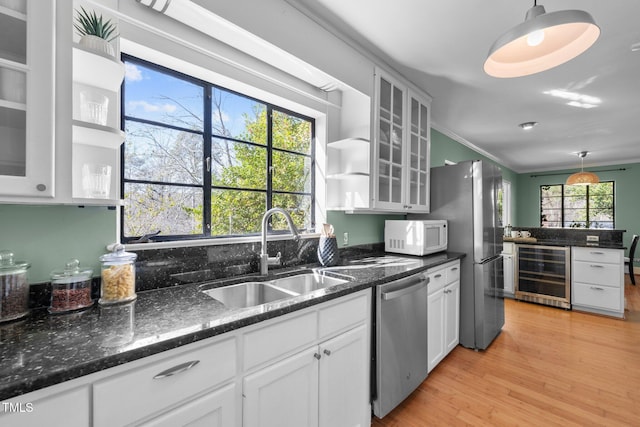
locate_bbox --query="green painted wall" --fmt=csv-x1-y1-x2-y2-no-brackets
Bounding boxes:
0,205,116,283
515,163,640,252
431,129,519,224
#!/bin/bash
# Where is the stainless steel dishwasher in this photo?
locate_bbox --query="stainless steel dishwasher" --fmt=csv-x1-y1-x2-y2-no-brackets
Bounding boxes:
373,271,429,418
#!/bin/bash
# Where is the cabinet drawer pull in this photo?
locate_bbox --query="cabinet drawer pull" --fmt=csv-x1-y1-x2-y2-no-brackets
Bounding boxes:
314,353,321,360
323,349,331,356
434,274,442,279
589,264,604,268
153,360,200,379
590,286,605,291
450,267,458,271
589,251,604,255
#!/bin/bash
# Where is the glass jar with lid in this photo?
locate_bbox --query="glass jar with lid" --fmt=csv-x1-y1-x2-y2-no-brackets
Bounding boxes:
49,259,94,314
99,244,137,305
0,250,30,323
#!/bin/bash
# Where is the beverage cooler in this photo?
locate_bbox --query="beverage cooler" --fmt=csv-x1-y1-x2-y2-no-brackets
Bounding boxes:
515,244,571,309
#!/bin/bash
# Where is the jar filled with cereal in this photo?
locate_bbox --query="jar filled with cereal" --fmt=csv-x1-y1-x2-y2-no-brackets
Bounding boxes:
99,245,137,305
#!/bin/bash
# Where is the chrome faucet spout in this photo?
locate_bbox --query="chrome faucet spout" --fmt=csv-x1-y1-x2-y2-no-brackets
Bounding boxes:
260,207,300,275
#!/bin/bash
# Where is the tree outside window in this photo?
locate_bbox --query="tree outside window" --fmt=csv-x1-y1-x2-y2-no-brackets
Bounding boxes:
121,55,314,242
540,182,614,228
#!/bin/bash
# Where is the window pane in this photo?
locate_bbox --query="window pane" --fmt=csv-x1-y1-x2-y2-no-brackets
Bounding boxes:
124,121,203,185
124,61,204,129
211,189,265,235
212,88,266,145
211,138,266,190
272,151,311,193
123,183,203,237
272,194,312,231
272,110,312,155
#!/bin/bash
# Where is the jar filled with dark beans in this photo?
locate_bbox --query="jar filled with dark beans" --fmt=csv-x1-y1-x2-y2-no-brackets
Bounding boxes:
0,250,30,323
49,259,94,314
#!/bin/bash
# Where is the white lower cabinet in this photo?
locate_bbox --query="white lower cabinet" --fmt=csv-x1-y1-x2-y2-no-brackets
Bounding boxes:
1,290,371,427
571,247,624,318
93,336,237,427
0,384,90,427
318,325,369,427
141,384,236,427
243,291,371,427
427,261,460,372
243,347,319,427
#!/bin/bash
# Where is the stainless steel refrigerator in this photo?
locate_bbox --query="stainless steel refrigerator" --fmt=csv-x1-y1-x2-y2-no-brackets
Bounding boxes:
410,160,504,350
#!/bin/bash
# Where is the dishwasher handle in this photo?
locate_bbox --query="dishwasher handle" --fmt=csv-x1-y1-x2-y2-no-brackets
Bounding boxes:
381,278,429,301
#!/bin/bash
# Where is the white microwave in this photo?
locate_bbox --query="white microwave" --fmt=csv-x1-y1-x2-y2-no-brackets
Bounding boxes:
384,220,448,256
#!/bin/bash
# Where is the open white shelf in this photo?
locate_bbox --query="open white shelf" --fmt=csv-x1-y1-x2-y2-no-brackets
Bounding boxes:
73,44,125,91
72,120,125,149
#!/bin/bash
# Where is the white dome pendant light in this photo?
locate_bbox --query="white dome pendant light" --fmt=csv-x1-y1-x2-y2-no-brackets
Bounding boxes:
484,1,600,78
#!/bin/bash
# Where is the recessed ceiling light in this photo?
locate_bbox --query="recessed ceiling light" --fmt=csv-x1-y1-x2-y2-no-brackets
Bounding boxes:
631,42,640,52
519,121,538,130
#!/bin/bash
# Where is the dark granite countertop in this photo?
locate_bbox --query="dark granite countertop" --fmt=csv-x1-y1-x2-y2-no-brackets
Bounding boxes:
0,251,463,401
506,239,625,250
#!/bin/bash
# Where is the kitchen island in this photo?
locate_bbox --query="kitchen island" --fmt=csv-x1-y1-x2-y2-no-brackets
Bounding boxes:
0,251,463,426
504,228,625,318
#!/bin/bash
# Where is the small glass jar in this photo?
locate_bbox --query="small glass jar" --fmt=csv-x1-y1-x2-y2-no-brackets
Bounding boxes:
0,250,30,323
99,244,137,305
49,259,94,314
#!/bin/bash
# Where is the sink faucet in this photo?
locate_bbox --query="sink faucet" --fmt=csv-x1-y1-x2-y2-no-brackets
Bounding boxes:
260,207,300,275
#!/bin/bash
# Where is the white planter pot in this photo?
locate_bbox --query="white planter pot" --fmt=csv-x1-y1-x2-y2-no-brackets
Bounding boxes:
79,35,115,57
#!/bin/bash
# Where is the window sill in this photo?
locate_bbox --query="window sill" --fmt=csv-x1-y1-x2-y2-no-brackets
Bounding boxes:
123,232,321,252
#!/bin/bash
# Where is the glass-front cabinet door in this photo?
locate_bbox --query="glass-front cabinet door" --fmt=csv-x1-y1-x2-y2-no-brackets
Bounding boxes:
406,90,430,212
375,70,405,210
0,0,54,198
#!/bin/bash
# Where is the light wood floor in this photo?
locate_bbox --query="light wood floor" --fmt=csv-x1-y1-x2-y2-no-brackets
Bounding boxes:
372,275,640,426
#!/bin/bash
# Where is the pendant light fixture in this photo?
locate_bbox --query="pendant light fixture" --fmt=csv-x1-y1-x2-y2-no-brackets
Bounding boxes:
566,151,600,185
484,1,600,78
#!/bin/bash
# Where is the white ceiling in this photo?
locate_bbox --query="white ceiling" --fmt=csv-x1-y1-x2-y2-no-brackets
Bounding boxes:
293,0,640,173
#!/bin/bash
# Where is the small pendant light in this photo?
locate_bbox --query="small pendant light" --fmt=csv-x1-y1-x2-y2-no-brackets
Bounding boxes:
484,1,600,78
566,151,600,185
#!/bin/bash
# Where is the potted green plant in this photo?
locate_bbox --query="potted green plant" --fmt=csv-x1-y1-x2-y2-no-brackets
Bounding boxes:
74,6,118,57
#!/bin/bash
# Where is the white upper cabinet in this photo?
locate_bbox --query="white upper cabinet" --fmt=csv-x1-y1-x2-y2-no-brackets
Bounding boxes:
326,67,431,213
0,0,55,198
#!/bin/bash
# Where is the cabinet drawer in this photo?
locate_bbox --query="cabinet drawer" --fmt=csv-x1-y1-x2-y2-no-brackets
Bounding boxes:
319,291,368,339
427,267,447,294
446,262,460,284
244,311,317,370
572,247,622,264
93,337,236,427
573,282,622,311
573,261,622,287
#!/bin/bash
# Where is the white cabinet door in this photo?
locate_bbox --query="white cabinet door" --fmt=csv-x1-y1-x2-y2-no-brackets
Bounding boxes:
0,385,89,427
0,0,54,198
503,254,514,294
405,89,431,213
243,347,319,427
444,280,460,354
318,324,369,427
374,69,406,210
141,384,237,427
427,287,445,373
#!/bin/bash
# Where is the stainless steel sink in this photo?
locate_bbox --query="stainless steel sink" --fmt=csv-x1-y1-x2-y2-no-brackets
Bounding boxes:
267,273,348,294
201,272,350,309
201,282,296,309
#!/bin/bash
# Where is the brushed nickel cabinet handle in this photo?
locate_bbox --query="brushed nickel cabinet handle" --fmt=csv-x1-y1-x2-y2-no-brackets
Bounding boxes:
589,264,604,268
323,349,331,356
314,353,322,360
590,286,605,291
153,360,200,379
